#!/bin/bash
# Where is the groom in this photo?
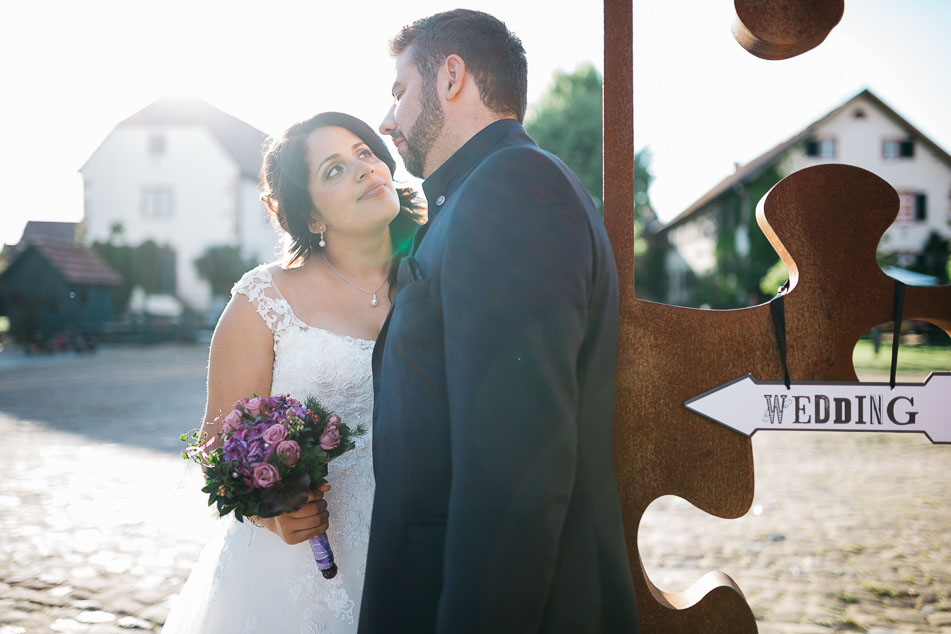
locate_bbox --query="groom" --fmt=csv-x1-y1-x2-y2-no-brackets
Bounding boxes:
361,9,639,633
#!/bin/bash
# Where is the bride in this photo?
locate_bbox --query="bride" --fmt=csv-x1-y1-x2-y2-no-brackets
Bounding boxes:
162,112,423,634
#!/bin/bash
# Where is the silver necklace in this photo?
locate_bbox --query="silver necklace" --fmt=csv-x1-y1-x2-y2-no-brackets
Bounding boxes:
320,251,387,307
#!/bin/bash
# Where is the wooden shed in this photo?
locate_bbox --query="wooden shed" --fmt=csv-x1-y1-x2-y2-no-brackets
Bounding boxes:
0,243,122,343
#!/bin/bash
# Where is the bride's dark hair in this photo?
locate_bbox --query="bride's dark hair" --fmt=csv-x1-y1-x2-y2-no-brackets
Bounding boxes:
260,112,424,295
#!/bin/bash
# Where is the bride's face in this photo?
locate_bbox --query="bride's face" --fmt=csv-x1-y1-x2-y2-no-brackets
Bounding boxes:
304,126,400,241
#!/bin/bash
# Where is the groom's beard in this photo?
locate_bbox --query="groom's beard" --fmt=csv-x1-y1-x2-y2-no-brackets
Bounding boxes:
401,80,444,179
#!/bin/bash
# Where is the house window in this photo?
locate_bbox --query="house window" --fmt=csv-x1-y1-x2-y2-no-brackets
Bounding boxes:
883,138,914,159
853,108,867,119
805,138,836,158
149,135,166,156
896,191,927,223
143,187,174,218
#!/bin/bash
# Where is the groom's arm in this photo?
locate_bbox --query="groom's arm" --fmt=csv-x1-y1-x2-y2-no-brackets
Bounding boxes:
437,147,595,632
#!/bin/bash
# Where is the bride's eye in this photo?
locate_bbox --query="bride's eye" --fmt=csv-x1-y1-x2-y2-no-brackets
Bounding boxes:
325,164,343,179
357,148,373,160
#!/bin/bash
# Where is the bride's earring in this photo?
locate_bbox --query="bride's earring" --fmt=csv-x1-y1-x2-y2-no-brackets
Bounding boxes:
318,227,326,248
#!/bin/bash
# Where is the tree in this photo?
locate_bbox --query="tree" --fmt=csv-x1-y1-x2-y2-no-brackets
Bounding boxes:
91,227,176,312
91,226,136,312
194,245,256,297
912,231,950,284
525,63,654,221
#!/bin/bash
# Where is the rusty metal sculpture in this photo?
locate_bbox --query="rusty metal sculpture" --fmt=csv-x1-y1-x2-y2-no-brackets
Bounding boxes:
603,0,951,630
732,0,844,60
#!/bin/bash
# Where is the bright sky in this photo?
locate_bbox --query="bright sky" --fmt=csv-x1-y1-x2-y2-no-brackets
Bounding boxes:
1,0,949,247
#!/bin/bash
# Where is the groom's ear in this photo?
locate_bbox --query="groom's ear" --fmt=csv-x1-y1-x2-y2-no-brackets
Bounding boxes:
442,54,466,102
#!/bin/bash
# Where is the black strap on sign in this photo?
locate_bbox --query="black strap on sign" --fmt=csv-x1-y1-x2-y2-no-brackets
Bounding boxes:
769,281,792,390
890,279,906,390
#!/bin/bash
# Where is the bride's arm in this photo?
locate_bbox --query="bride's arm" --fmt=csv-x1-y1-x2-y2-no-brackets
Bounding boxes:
202,294,273,441
201,294,329,545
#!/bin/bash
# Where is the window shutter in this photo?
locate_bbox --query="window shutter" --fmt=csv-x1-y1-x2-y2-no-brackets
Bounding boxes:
900,140,915,157
915,194,927,221
805,140,818,156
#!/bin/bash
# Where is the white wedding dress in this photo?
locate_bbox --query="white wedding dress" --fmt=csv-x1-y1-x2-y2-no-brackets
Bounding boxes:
162,264,376,634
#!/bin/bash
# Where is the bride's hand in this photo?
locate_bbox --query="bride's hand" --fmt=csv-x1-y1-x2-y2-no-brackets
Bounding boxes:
265,484,332,545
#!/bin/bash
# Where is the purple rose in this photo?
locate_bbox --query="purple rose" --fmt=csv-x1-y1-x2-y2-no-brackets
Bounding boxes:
327,413,341,427
244,397,264,417
276,440,300,465
221,410,242,434
263,424,288,445
319,425,341,451
252,463,280,488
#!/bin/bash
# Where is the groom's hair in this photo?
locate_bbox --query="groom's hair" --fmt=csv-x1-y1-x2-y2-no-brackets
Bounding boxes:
390,9,527,123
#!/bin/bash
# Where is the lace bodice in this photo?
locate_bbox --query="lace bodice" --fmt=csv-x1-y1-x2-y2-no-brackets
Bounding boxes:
163,264,376,634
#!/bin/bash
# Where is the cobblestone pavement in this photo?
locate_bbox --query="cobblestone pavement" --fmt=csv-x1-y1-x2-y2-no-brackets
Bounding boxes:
1,345,949,633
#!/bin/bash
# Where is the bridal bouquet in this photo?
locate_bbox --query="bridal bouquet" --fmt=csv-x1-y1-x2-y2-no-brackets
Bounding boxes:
181,394,365,579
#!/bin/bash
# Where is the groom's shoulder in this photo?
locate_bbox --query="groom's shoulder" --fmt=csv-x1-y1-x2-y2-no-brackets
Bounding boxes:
463,141,590,209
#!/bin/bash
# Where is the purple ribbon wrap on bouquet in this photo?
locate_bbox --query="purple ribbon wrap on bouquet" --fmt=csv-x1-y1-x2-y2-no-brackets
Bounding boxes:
309,533,338,579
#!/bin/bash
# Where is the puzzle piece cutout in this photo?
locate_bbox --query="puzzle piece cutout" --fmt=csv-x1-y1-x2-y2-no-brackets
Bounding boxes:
603,2,950,631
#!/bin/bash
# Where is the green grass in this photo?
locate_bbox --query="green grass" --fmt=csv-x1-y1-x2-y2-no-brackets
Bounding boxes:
853,339,950,375
835,592,859,604
862,584,902,598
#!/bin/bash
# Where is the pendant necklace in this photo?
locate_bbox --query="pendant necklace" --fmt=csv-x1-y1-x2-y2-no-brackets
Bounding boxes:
320,251,387,307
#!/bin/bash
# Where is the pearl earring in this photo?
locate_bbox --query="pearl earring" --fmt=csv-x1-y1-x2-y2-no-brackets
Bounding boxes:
318,227,326,248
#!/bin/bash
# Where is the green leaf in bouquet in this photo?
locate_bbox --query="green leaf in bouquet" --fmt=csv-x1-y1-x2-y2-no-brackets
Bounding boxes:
304,396,331,421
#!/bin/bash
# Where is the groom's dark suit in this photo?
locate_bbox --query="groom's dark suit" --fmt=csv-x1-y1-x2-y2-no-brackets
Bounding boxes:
360,120,639,633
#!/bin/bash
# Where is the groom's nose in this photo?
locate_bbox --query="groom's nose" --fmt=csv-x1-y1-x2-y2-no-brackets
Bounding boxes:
379,104,397,136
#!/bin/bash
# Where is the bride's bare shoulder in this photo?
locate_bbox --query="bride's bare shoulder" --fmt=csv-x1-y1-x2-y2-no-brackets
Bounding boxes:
215,263,283,344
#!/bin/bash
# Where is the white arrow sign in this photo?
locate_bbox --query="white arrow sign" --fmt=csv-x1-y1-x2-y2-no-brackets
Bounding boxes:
685,372,951,444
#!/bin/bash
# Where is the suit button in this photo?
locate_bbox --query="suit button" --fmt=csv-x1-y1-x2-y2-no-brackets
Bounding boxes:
435,195,446,206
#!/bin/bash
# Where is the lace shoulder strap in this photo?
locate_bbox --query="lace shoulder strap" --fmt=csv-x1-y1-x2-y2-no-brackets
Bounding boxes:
231,264,298,335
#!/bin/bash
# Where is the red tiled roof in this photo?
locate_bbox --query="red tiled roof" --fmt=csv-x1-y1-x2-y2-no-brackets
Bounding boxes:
34,243,122,286
20,221,77,246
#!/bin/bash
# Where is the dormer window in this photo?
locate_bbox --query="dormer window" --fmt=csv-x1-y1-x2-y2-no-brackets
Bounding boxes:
883,138,914,159
804,138,836,159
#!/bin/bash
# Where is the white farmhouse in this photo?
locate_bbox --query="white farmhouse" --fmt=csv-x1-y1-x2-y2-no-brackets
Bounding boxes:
652,89,951,306
80,96,281,312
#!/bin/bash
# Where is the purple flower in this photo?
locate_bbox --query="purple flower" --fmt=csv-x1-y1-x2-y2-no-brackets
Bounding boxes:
276,440,300,465
252,463,280,488
222,440,247,463
244,397,264,417
327,413,341,427
246,440,266,465
262,424,287,445
221,410,242,434
319,425,341,451
232,426,250,443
